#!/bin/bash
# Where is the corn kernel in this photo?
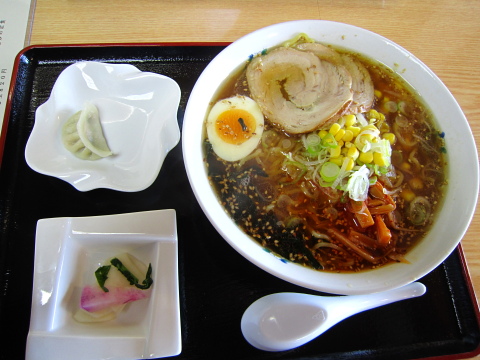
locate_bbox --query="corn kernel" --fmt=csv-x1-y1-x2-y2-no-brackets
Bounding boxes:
373,152,388,167
342,129,354,142
383,132,396,145
374,89,382,99
400,188,416,202
318,130,328,139
409,177,424,190
329,123,342,135
337,140,344,147
346,146,359,160
379,122,390,133
359,151,374,164
378,112,386,121
344,114,356,127
400,162,411,171
343,157,355,171
330,145,342,158
367,109,380,120
334,129,346,141
344,141,353,148
330,156,343,166
347,126,361,137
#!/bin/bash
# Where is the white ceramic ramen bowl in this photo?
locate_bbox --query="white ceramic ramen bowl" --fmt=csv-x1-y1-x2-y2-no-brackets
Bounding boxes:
182,20,479,295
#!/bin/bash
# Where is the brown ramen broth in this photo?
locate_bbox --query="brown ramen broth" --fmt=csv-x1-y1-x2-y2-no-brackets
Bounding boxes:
204,36,447,272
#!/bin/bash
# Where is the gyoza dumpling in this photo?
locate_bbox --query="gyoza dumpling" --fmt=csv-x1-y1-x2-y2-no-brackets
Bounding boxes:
62,111,103,160
61,102,113,160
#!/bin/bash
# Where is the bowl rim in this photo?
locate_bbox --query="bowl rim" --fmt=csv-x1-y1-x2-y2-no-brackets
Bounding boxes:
182,20,479,295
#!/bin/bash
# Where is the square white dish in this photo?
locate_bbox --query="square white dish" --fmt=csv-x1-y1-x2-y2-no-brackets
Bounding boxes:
26,209,181,360
25,61,181,192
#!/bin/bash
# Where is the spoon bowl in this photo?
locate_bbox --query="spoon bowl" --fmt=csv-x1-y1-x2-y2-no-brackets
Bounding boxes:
241,282,426,352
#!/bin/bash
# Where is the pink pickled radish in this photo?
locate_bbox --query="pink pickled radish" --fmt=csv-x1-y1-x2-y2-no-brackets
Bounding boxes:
80,285,149,313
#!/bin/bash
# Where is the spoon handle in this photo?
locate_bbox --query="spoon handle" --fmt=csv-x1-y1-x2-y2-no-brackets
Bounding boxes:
328,282,426,318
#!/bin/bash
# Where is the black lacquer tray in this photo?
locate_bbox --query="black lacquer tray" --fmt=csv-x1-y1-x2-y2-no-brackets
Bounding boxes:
0,44,479,360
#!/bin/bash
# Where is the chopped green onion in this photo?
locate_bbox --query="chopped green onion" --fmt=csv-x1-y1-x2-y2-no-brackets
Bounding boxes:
306,133,321,147
331,156,351,190
318,178,334,187
408,196,431,225
384,101,398,112
320,162,340,182
395,114,409,128
321,133,337,149
398,101,407,115
366,163,389,176
305,133,322,154
370,138,392,165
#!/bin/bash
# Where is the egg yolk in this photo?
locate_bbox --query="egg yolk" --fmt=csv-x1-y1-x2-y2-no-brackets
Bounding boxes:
215,109,257,145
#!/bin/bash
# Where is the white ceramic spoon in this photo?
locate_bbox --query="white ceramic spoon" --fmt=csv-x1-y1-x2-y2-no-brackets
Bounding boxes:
241,282,426,352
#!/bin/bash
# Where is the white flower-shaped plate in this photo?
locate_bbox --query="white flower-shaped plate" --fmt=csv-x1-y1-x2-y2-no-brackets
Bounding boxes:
26,209,181,360
25,61,181,192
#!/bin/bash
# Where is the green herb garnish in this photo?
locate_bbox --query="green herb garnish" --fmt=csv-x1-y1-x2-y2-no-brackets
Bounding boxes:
110,258,139,285
95,265,111,292
95,257,154,292
135,263,153,290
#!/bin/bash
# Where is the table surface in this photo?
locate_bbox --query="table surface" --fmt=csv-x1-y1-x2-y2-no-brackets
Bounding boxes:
26,0,480,358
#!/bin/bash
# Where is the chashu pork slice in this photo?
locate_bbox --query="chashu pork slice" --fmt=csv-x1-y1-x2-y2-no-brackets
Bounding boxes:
296,42,375,114
341,55,375,113
246,47,353,134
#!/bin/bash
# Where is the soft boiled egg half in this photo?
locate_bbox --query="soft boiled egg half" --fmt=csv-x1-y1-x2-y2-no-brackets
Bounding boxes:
206,95,264,161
